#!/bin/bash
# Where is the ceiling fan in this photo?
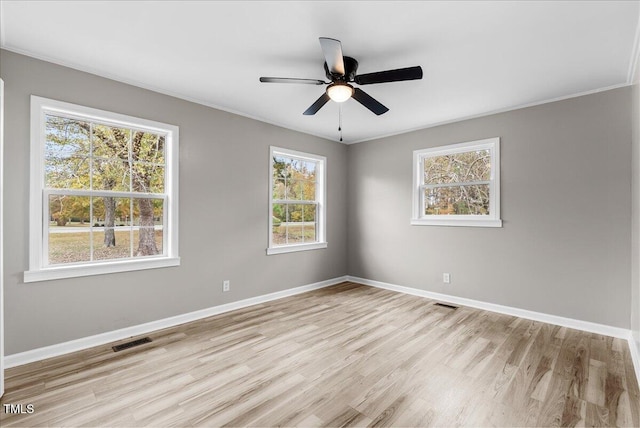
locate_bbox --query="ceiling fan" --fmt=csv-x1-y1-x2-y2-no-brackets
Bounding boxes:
259,37,423,116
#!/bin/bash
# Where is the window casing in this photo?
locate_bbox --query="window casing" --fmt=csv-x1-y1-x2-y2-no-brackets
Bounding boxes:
268,146,327,255
26,96,179,282
412,137,501,227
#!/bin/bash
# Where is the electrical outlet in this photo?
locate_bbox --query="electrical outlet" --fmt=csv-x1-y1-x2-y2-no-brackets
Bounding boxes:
223,280,230,292
443,273,451,284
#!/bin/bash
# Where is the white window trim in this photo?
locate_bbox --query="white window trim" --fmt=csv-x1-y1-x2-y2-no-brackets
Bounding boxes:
267,146,327,255
25,96,180,283
411,137,502,228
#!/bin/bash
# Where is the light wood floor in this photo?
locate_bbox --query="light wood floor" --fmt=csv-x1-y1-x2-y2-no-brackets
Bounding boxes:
1,282,639,427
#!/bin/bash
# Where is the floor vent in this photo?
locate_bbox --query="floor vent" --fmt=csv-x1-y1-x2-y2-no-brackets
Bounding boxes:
434,302,459,310
112,337,152,352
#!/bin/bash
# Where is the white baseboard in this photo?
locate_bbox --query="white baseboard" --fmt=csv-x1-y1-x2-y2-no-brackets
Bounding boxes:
5,276,348,368
347,276,630,339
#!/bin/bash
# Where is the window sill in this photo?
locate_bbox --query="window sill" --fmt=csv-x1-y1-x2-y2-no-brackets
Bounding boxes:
411,218,502,228
266,242,328,255
24,257,181,283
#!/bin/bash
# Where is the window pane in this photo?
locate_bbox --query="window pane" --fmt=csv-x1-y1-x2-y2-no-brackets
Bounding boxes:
45,115,90,159
286,158,315,177
91,197,132,226
45,115,91,189
93,159,130,191
273,178,285,200
133,198,164,256
274,203,318,245
286,204,304,244
288,158,305,175
92,197,132,261
48,195,91,264
273,156,290,182
287,179,303,200
285,179,315,201
301,180,316,201
149,166,165,193
273,156,317,201
271,203,317,246
423,150,491,184
132,131,165,164
92,124,130,159
302,205,317,243
424,184,490,216
45,156,90,189
272,203,286,245
132,163,164,193
92,229,132,261
303,161,317,179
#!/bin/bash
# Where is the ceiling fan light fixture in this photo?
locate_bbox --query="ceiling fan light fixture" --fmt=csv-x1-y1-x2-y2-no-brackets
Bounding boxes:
327,83,354,103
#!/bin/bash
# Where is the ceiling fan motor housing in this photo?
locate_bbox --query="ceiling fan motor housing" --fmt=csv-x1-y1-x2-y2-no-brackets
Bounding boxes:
325,56,359,82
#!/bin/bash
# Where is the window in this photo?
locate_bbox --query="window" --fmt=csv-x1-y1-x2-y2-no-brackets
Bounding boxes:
26,96,179,282
412,137,501,227
268,146,326,255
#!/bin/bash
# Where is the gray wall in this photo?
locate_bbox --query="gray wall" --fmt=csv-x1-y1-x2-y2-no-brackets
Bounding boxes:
347,87,632,328
0,50,348,355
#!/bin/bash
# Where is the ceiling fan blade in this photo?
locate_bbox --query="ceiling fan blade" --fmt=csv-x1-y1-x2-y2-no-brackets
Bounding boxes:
351,88,389,115
260,77,326,85
319,37,345,76
354,66,423,85
303,93,331,115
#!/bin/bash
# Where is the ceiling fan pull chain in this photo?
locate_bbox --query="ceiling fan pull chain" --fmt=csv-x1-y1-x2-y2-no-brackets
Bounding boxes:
339,104,343,142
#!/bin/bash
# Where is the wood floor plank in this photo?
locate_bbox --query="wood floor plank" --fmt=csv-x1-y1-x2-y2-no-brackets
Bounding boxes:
586,401,610,427
585,359,607,406
1,281,638,427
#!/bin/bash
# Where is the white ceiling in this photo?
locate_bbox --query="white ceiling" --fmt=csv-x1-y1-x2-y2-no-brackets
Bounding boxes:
1,1,639,144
